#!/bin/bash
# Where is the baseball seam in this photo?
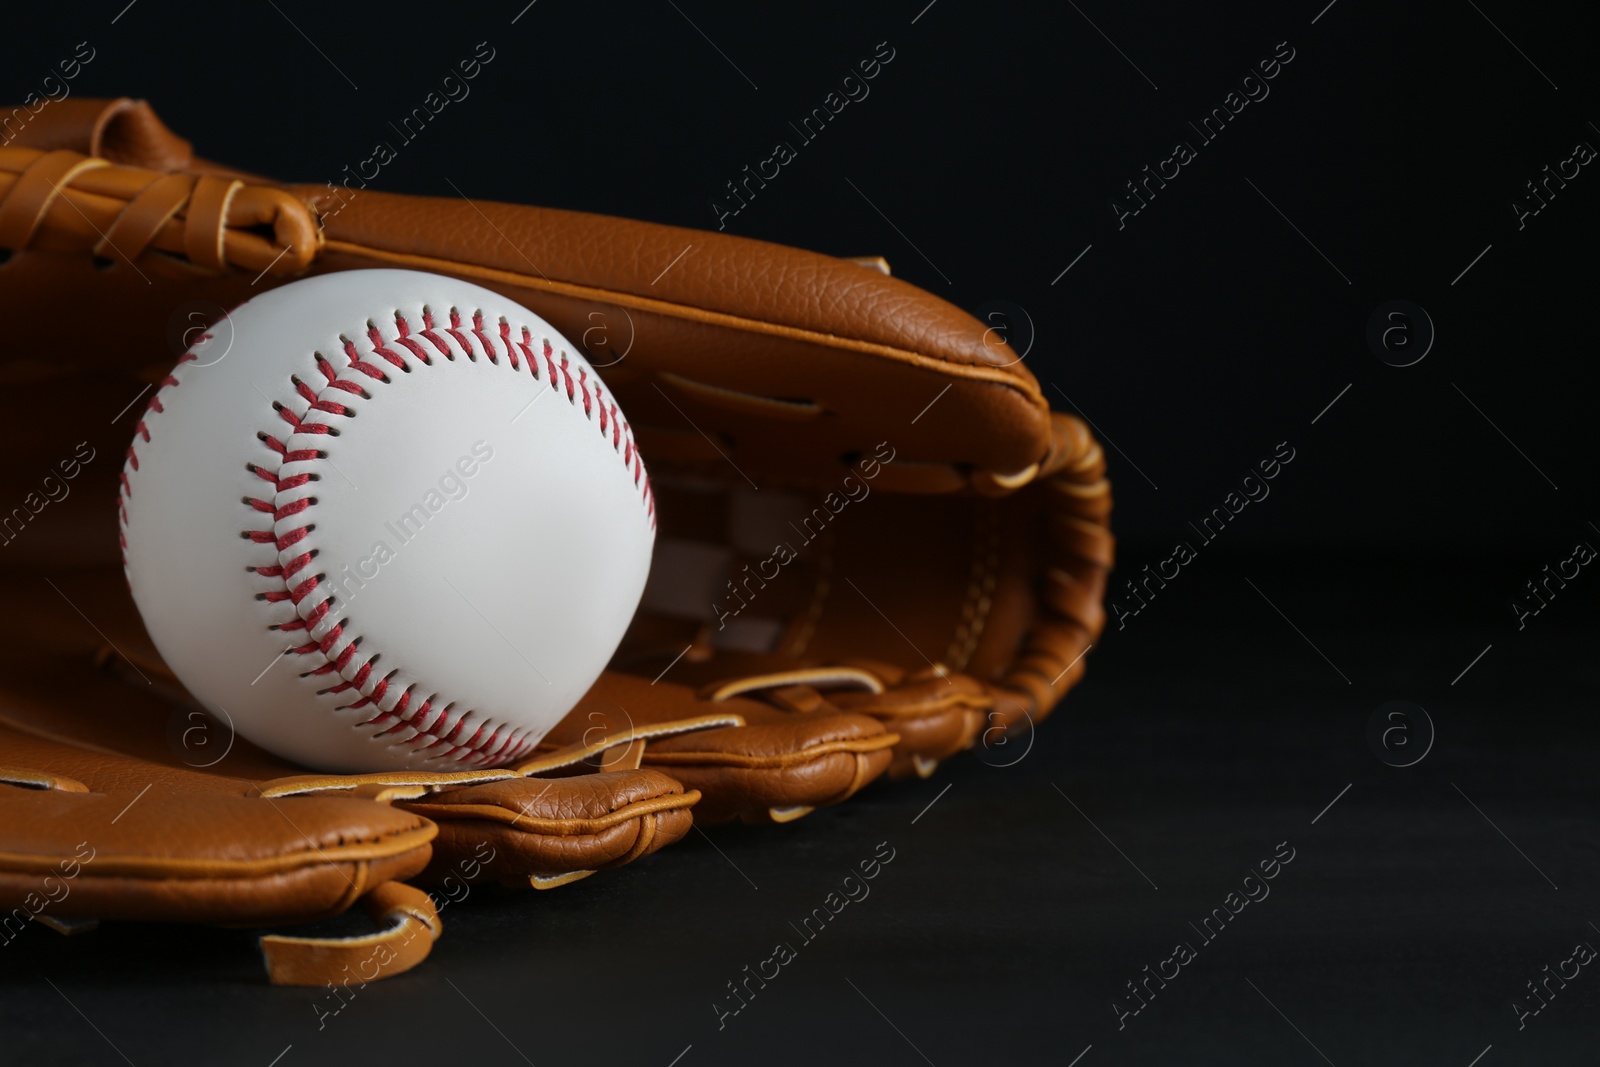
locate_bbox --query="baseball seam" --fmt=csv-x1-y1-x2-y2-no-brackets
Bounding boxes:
119,303,654,769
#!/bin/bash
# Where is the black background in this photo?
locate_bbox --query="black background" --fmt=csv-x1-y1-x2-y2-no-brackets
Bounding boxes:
2,1,1596,1064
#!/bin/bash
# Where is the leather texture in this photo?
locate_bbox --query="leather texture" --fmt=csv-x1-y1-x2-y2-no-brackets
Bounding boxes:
0,566,696,983
0,100,1047,479
0,98,1109,847
120,269,656,773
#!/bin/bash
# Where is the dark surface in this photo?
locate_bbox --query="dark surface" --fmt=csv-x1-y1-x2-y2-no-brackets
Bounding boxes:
4,557,1597,1065
3,0,1596,1063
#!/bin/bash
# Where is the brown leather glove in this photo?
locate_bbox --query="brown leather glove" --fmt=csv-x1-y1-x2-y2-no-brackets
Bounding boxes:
0,97,1110,815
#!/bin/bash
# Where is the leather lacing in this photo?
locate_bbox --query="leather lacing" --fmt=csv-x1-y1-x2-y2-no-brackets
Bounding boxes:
0,146,314,275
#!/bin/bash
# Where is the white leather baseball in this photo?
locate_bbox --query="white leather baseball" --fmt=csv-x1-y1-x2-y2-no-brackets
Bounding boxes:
120,269,654,773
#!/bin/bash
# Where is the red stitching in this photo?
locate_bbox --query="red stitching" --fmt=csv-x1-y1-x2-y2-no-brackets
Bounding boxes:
577,368,593,418
541,339,559,387
120,300,653,768
515,326,538,377
366,325,408,371
340,336,390,381
444,309,473,360
498,320,519,371
471,312,498,363
391,314,434,366
418,309,453,360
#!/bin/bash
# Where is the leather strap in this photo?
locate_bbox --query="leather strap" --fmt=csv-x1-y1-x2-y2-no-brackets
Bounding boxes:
258,881,440,987
0,146,315,275
597,736,648,771
181,174,241,271
96,171,197,263
703,667,883,703
252,714,744,800
12,97,195,172
0,149,107,251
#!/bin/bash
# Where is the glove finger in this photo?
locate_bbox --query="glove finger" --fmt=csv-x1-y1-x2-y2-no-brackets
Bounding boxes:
401,769,697,888
0,775,433,925
537,669,896,825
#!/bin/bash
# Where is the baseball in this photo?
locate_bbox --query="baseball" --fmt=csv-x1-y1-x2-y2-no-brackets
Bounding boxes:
119,269,655,773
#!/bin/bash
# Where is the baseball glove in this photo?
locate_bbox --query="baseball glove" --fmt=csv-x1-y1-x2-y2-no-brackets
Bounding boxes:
0,95,1109,842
